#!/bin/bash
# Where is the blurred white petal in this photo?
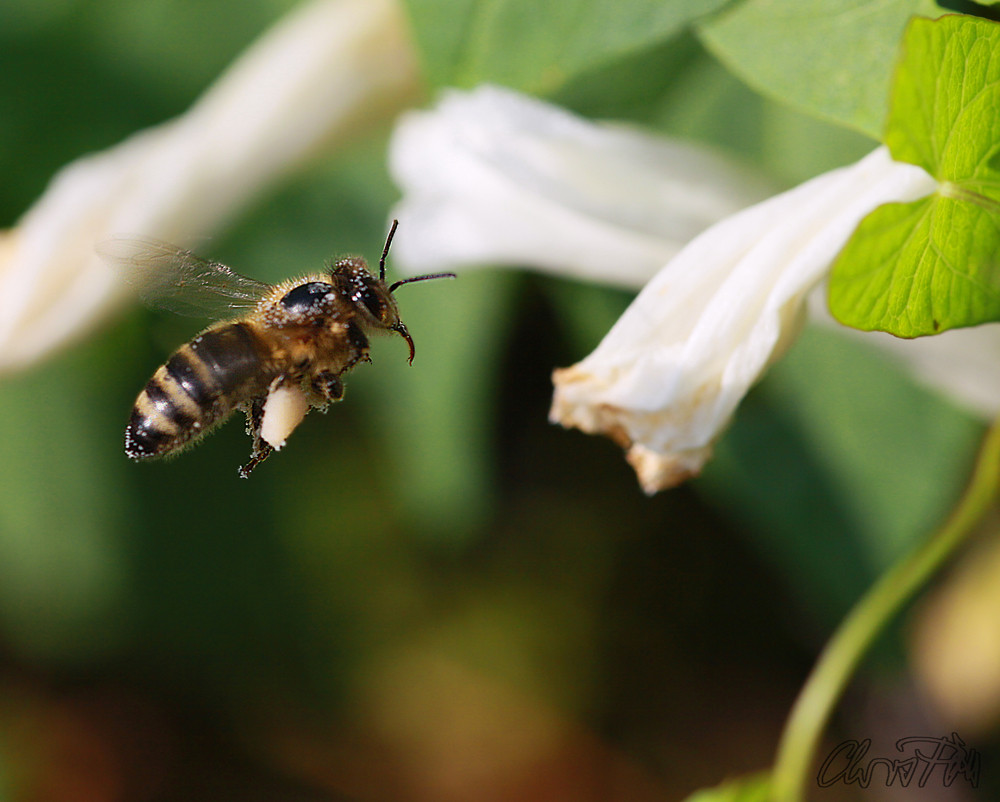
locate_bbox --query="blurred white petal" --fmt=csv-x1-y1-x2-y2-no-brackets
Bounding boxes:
551,147,937,493
0,0,419,372
388,85,775,288
809,291,1000,419
871,325,1000,419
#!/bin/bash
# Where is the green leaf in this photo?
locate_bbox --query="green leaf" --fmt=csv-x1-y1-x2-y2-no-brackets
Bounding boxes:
556,32,876,185
884,14,1000,178
682,772,771,802
697,0,944,139
829,15,1000,336
403,0,730,94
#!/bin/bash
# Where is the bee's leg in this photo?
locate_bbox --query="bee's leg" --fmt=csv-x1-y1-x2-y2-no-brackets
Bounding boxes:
237,394,274,479
343,321,371,369
310,371,344,409
238,447,273,478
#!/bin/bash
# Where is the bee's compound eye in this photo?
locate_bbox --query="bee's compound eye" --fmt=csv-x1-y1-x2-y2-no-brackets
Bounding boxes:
353,285,383,319
281,282,333,316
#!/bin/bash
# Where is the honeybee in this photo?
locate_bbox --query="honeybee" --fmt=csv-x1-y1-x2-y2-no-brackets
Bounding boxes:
99,221,454,477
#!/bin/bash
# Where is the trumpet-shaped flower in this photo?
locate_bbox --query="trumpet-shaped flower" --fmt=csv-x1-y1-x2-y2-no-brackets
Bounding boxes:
388,86,776,287
389,87,942,493
550,147,936,492
0,0,419,372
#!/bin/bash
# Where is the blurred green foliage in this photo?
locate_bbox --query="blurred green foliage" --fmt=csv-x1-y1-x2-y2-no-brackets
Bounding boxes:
682,771,771,802
0,0,991,798
698,0,945,139
402,0,730,94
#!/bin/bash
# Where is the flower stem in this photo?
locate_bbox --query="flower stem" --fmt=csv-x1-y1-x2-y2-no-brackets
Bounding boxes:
771,417,1000,802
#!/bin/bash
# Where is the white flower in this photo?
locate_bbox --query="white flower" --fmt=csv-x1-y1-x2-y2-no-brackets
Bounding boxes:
550,147,937,493
0,0,419,372
388,85,776,288
389,88,950,492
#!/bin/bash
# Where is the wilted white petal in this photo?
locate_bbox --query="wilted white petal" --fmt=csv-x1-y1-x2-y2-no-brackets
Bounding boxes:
551,147,938,494
388,85,775,288
0,0,419,372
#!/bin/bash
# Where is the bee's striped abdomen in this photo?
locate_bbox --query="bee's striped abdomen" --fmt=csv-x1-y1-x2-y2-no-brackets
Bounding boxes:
125,323,272,460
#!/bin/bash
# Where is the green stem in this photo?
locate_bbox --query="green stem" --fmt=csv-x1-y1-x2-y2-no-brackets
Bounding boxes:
771,417,1000,802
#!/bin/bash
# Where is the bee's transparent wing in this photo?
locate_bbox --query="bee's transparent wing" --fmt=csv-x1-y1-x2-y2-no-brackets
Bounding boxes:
97,235,273,318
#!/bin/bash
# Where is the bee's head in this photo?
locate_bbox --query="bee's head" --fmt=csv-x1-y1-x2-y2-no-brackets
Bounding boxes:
331,221,455,364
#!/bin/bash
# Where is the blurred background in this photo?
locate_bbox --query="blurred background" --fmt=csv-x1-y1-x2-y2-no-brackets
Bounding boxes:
0,1,997,799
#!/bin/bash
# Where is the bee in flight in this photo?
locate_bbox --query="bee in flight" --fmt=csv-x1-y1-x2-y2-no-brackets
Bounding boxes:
99,221,454,477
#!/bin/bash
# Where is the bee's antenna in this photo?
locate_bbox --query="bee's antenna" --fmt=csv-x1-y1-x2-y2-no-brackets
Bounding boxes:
379,219,399,282
380,219,456,292
389,272,457,294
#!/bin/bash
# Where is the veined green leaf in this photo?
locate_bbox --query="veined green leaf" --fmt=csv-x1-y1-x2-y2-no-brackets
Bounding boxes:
829,15,1000,337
